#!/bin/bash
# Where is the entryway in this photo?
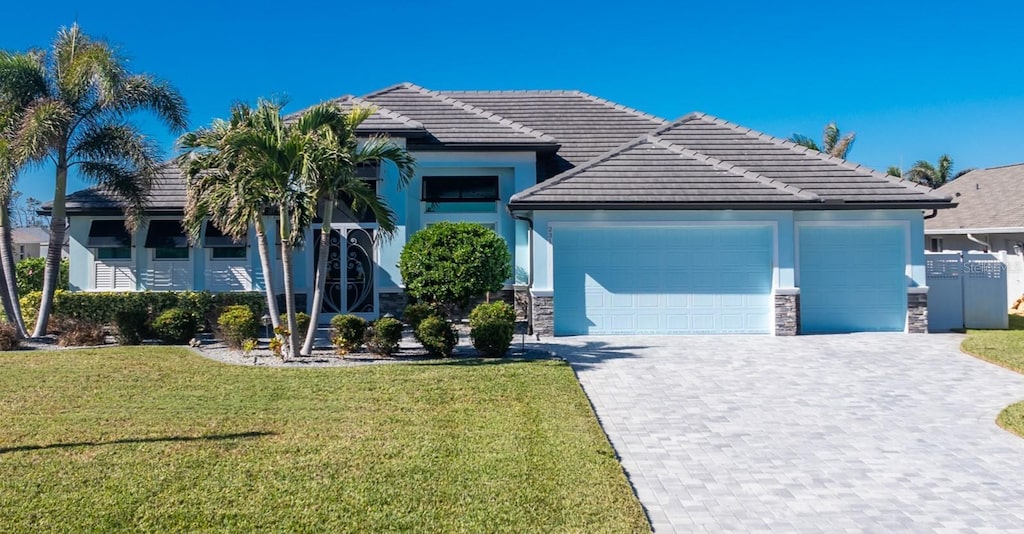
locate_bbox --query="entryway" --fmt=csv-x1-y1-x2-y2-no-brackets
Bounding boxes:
312,226,378,322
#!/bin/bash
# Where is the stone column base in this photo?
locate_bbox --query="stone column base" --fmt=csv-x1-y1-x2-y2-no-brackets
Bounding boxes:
532,294,554,338
907,289,928,333
775,290,800,336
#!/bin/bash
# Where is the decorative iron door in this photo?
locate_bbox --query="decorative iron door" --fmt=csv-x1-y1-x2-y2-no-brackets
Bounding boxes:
314,227,376,318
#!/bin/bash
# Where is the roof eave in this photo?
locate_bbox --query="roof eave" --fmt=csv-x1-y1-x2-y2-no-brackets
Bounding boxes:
925,227,1024,235
508,200,956,211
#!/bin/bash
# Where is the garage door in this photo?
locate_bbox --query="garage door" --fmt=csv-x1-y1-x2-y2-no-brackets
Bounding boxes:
553,226,773,335
798,225,907,333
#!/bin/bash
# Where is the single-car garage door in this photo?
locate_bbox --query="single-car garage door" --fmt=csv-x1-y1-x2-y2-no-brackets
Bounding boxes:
798,225,907,333
553,226,773,335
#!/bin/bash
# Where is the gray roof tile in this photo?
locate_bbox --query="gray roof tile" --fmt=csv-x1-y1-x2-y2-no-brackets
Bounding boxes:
285,95,426,134
925,164,1024,231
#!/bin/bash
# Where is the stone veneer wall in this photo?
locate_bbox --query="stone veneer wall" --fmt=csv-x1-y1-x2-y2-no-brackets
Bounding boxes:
532,295,554,337
774,293,800,336
907,291,928,333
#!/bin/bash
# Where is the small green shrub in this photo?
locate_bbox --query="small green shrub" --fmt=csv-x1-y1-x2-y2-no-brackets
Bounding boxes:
331,314,367,354
366,317,403,356
217,305,259,349
281,312,311,337
470,301,516,357
153,308,199,345
19,291,42,331
0,323,20,351
55,318,106,347
416,316,457,357
469,301,516,327
403,302,438,330
15,257,69,296
113,307,150,345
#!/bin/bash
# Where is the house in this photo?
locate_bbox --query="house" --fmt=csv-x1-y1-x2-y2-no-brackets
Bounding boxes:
51,83,953,335
11,226,61,260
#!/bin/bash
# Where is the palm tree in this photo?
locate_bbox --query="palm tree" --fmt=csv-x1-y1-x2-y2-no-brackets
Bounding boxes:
886,166,902,177
788,122,856,159
178,103,282,334
0,108,28,336
2,24,187,337
299,106,415,356
906,155,953,188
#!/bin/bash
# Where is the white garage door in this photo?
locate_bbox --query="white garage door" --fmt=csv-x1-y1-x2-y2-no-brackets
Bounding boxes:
553,226,773,335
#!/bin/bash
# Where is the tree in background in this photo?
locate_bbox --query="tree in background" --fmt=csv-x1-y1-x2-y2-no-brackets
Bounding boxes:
788,122,856,159
0,24,187,337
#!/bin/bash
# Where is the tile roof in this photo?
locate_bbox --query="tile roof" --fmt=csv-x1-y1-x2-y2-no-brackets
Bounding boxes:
285,95,426,134
925,163,1024,232
57,163,185,214
11,226,49,244
511,113,953,209
441,90,667,165
362,83,557,147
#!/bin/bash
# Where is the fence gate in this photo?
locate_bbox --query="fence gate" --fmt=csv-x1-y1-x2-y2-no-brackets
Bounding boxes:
926,252,1008,331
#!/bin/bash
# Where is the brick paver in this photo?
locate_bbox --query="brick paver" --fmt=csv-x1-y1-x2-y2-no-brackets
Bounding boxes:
548,334,1024,532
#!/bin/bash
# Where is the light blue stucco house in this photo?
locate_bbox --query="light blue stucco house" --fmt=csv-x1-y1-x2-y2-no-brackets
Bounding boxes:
53,83,954,336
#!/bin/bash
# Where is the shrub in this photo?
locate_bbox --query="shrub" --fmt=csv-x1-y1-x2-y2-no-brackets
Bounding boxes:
19,291,42,331
16,257,69,296
469,301,516,358
113,307,149,345
152,308,199,344
366,317,403,356
403,302,438,330
416,315,457,357
281,312,311,337
331,314,367,354
398,222,512,312
0,323,20,351
55,318,105,347
217,305,259,349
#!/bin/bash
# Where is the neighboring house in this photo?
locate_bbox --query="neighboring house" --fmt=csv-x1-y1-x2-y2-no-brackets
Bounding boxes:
924,164,1024,254
11,226,60,260
47,82,953,336
925,163,1024,309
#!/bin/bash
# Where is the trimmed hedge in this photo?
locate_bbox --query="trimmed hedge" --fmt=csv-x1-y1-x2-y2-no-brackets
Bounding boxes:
48,291,266,328
416,316,457,357
366,317,403,356
218,305,259,349
152,308,200,345
469,301,516,358
331,314,367,354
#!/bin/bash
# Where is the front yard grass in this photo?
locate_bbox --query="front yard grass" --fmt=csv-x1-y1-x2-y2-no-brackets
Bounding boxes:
962,315,1024,438
0,348,648,533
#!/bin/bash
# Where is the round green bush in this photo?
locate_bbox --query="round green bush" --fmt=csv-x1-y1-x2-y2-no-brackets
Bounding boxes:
468,301,516,327
403,302,438,330
470,320,514,358
415,315,457,357
398,222,512,310
366,316,403,356
217,305,259,349
281,312,311,336
330,314,368,353
153,307,199,344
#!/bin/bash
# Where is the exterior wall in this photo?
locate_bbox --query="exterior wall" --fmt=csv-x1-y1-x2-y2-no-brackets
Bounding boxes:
907,289,928,333
926,232,1024,254
774,290,800,336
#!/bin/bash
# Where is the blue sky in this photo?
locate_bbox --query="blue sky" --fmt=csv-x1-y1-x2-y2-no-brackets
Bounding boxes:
4,0,1023,203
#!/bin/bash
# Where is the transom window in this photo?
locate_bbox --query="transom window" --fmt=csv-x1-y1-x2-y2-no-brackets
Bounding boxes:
154,247,189,260
422,176,499,203
212,247,247,260
97,247,131,260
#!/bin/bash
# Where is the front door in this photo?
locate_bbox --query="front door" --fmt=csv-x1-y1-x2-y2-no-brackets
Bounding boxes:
313,226,377,322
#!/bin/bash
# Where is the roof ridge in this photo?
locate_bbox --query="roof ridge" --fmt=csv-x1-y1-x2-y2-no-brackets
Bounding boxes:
573,90,670,124
442,89,581,95
978,162,1024,171
403,83,557,143
510,136,652,201
689,112,950,200
647,135,820,201
284,92,425,130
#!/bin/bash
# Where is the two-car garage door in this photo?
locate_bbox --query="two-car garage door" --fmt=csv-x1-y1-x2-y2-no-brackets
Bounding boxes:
553,226,773,335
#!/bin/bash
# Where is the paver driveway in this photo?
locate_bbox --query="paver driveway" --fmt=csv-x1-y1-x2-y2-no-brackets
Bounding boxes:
550,334,1024,533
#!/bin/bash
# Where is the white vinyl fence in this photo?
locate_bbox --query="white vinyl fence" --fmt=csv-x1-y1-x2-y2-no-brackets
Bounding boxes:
926,252,1009,331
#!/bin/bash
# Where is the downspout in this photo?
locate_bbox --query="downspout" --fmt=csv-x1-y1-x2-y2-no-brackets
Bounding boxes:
923,209,938,220
509,206,534,335
966,233,990,252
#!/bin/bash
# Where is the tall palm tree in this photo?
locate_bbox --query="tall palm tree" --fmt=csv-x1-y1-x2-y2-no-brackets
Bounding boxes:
2,24,187,337
299,106,415,356
178,103,282,334
0,111,27,336
906,155,953,188
789,122,856,159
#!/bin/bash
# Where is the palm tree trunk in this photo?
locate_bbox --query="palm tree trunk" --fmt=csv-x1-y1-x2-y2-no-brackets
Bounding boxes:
278,215,300,360
33,160,68,337
301,197,334,356
253,217,281,331
0,204,28,337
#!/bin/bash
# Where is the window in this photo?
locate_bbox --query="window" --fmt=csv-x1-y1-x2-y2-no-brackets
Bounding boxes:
18,245,25,260
337,180,380,223
929,238,943,253
87,220,131,247
422,176,499,202
212,247,247,260
154,247,189,260
97,247,132,260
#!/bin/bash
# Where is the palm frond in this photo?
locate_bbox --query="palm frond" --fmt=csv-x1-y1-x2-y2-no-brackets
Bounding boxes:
70,122,160,170
112,75,188,132
788,134,820,152
0,51,48,110
15,98,72,163
829,132,855,159
78,161,154,230
886,166,902,177
822,123,840,153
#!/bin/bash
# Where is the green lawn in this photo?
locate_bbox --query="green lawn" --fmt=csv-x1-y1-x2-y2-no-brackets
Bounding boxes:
962,315,1024,438
0,348,649,533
